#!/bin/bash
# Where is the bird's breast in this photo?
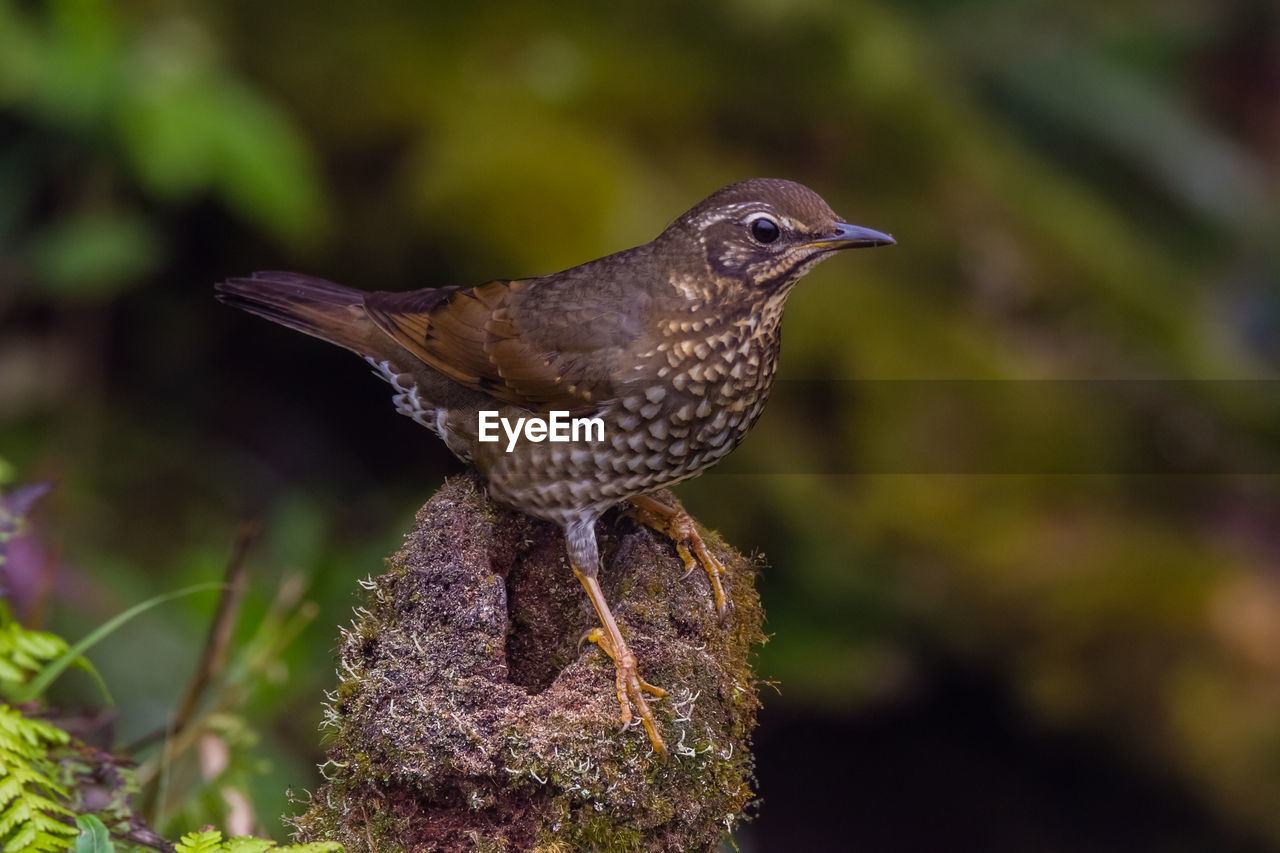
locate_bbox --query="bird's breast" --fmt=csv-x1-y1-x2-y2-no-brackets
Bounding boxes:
618,315,781,463
372,309,783,526
480,315,781,514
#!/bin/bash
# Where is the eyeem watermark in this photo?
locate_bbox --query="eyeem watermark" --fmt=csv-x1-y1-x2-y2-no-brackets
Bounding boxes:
478,411,605,452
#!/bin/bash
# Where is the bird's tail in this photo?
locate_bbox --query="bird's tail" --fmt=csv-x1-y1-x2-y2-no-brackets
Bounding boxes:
216,271,380,356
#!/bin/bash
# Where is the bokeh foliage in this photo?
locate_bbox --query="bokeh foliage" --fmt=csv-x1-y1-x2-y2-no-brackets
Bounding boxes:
2,0,1280,847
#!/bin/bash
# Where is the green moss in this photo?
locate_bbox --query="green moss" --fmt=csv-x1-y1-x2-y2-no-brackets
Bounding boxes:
563,814,644,852
293,474,765,851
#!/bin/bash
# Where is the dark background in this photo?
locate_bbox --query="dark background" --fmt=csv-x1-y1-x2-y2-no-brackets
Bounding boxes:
4,0,1280,848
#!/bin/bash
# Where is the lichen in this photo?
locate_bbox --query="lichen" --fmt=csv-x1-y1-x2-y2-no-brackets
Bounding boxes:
291,473,765,852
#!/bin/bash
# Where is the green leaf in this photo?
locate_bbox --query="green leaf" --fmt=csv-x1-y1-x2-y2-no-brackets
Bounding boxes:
0,0,42,105
168,827,343,853
25,208,160,301
65,657,112,706
115,68,327,247
174,829,223,853
0,705,76,853
10,582,224,704
204,82,327,245
73,816,112,853
33,0,123,126
0,623,68,698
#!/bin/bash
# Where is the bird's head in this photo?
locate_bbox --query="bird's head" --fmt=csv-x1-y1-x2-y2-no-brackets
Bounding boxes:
666,178,894,300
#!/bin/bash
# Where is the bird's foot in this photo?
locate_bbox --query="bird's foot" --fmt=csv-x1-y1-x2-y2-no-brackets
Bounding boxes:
629,495,730,617
586,627,667,757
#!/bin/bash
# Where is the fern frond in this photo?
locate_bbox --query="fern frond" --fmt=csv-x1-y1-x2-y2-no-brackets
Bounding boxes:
2,817,77,853
0,621,67,698
2,821,37,853
0,715,67,756
175,829,225,853
0,705,76,853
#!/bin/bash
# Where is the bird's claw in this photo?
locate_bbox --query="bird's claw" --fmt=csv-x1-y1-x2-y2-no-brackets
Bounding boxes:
586,627,667,757
630,497,731,618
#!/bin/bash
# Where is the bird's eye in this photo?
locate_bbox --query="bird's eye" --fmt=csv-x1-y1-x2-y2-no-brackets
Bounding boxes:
749,216,781,244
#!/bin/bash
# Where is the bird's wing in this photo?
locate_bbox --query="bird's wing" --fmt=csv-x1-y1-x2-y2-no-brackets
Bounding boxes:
363,275,646,414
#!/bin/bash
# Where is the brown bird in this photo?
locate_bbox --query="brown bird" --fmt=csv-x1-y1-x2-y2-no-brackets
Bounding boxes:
216,178,893,756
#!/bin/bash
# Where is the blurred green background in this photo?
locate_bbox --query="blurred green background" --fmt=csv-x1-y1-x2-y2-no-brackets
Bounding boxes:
4,0,1280,849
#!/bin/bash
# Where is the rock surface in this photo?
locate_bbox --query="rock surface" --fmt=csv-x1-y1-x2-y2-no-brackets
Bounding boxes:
292,473,765,852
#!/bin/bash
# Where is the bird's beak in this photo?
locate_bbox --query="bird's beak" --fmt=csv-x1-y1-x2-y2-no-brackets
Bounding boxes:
807,221,896,250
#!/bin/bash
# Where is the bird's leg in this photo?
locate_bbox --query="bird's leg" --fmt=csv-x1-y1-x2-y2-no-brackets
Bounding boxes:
629,494,729,617
565,519,667,757
575,568,667,756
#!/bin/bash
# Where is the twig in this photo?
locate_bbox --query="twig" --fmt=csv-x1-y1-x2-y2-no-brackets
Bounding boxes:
54,813,175,853
137,520,259,821
117,824,177,853
127,522,259,754
170,520,259,737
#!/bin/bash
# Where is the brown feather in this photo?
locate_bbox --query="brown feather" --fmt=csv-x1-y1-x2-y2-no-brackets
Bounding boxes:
216,272,380,357
364,279,619,414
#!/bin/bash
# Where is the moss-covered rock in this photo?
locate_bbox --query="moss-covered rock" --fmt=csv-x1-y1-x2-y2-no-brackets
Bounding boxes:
291,474,765,852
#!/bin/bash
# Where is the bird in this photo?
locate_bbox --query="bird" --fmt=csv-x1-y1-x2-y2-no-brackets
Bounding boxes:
216,178,894,757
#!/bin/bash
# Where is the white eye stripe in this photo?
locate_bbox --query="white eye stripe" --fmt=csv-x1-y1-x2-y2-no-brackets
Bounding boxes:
691,206,801,234
745,211,804,231
691,203,758,229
